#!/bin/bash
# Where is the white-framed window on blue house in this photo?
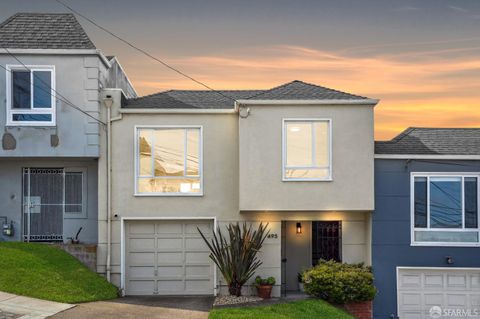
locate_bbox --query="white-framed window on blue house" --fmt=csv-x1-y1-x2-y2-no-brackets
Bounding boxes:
282,118,332,181
135,126,203,196
6,65,56,126
411,173,480,246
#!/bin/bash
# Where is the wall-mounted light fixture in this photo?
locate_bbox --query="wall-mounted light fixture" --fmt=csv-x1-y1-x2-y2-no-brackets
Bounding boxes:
296,222,302,234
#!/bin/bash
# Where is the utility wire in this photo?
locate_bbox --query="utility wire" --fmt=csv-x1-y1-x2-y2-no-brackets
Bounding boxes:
54,0,238,104
1,48,106,125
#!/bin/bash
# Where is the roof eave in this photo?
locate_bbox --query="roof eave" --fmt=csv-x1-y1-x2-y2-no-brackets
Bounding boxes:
0,48,111,68
374,154,480,160
235,99,379,106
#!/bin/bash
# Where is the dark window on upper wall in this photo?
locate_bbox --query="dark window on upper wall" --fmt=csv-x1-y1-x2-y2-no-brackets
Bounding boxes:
33,71,52,108
12,71,30,109
414,177,427,228
465,177,478,228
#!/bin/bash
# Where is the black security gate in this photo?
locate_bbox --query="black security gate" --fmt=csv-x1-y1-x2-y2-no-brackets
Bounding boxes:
312,221,341,265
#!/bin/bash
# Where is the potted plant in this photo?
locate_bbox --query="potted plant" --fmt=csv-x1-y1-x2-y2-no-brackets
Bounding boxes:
297,272,305,292
255,276,276,299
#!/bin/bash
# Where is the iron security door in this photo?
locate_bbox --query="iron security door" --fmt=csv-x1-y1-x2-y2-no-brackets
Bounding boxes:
312,221,341,265
23,168,64,242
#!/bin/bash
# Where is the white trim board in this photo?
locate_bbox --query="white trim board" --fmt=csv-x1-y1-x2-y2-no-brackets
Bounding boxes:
120,216,218,296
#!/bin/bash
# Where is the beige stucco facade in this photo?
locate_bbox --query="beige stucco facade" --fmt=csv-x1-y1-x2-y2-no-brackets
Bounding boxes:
97,92,375,296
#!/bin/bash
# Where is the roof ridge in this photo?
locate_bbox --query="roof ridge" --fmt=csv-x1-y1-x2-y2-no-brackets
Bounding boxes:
0,13,20,29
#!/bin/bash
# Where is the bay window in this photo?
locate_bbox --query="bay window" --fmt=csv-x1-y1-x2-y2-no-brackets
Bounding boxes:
412,173,479,246
6,65,56,126
135,126,202,195
282,119,331,181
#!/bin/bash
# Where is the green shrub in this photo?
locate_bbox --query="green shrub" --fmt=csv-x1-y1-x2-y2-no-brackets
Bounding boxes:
255,276,276,286
302,260,376,304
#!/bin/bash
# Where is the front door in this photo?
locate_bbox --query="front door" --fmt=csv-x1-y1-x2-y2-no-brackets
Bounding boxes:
312,221,341,265
23,168,64,242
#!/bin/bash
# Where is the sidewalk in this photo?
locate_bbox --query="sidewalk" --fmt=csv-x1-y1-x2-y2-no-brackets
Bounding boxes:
0,292,74,319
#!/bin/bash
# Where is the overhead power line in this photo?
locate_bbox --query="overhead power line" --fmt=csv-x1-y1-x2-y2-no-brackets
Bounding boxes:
1,48,106,125
54,0,238,103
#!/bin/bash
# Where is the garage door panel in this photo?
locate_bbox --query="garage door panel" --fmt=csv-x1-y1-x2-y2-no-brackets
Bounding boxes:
185,237,209,250
129,223,155,234
157,238,183,250
129,252,155,264
157,252,183,264
186,251,210,264
128,266,155,277
156,222,182,234
398,269,480,318
425,274,443,288
186,265,211,277
399,274,422,288
129,280,156,294
125,220,214,296
129,238,155,250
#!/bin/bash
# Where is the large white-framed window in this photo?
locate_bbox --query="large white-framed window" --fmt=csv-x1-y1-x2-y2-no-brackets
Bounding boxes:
411,172,480,246
282,118,332,181
6,65,56,126
135,125,203,196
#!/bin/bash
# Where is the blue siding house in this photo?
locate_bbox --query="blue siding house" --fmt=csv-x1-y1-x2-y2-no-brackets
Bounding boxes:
373,128,480,319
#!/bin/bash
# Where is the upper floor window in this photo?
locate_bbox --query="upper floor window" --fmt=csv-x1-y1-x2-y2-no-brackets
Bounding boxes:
412,173,479,246
282,119,331,181
135,126,203,196
6,65,56,126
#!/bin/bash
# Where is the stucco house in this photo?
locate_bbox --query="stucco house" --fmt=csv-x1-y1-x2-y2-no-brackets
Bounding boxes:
0,13,135,246
99,82,378,296
373,128,480,318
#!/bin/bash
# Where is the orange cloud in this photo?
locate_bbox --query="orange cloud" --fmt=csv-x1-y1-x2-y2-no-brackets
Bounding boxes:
121,45,480,140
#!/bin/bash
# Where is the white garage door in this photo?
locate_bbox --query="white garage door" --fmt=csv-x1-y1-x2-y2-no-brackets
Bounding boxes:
397,268,480,319
125,220,214,295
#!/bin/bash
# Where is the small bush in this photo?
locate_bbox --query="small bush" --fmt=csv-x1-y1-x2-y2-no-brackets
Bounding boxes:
255,276,276,286
302,260,376,304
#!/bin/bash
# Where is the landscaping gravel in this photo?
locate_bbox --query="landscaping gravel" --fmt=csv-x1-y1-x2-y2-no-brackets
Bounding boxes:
213,295,263,306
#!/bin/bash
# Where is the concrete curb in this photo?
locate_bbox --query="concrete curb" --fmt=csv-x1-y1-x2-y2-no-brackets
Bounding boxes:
0,292,75,319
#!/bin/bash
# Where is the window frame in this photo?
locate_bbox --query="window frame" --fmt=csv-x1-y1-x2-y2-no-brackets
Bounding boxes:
6,64,56,127
282,118,332,182
134,125,204,197
63,167,88,219
410,172,480,247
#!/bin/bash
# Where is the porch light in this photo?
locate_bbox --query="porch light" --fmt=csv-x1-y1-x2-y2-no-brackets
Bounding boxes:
296,222,302,234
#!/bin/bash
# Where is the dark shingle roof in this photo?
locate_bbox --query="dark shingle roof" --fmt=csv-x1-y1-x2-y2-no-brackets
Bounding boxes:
375,128,480,155
0,13,95,49
126,80,371,109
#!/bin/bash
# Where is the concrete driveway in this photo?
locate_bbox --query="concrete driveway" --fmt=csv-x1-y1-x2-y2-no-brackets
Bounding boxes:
48,296,214,319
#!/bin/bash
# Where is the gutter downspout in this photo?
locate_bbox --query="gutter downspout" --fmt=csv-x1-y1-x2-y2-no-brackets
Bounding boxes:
103,96,114,282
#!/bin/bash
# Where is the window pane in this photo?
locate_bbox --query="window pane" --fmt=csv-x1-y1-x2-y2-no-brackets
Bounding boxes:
465,177,478,228
430,177,462,228
415,230,478,243
138,178,201,194
186,129,200,176
12,114,52,122
154,129,185,176
138,130,153,176
12,71,30,109
33,71,52,108
286,122,312,166
414,177,427,228
285,168,330,179
314,122,329,167
65,172,83,213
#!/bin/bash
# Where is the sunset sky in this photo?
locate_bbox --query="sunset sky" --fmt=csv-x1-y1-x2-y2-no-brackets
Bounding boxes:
1,0,480,140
